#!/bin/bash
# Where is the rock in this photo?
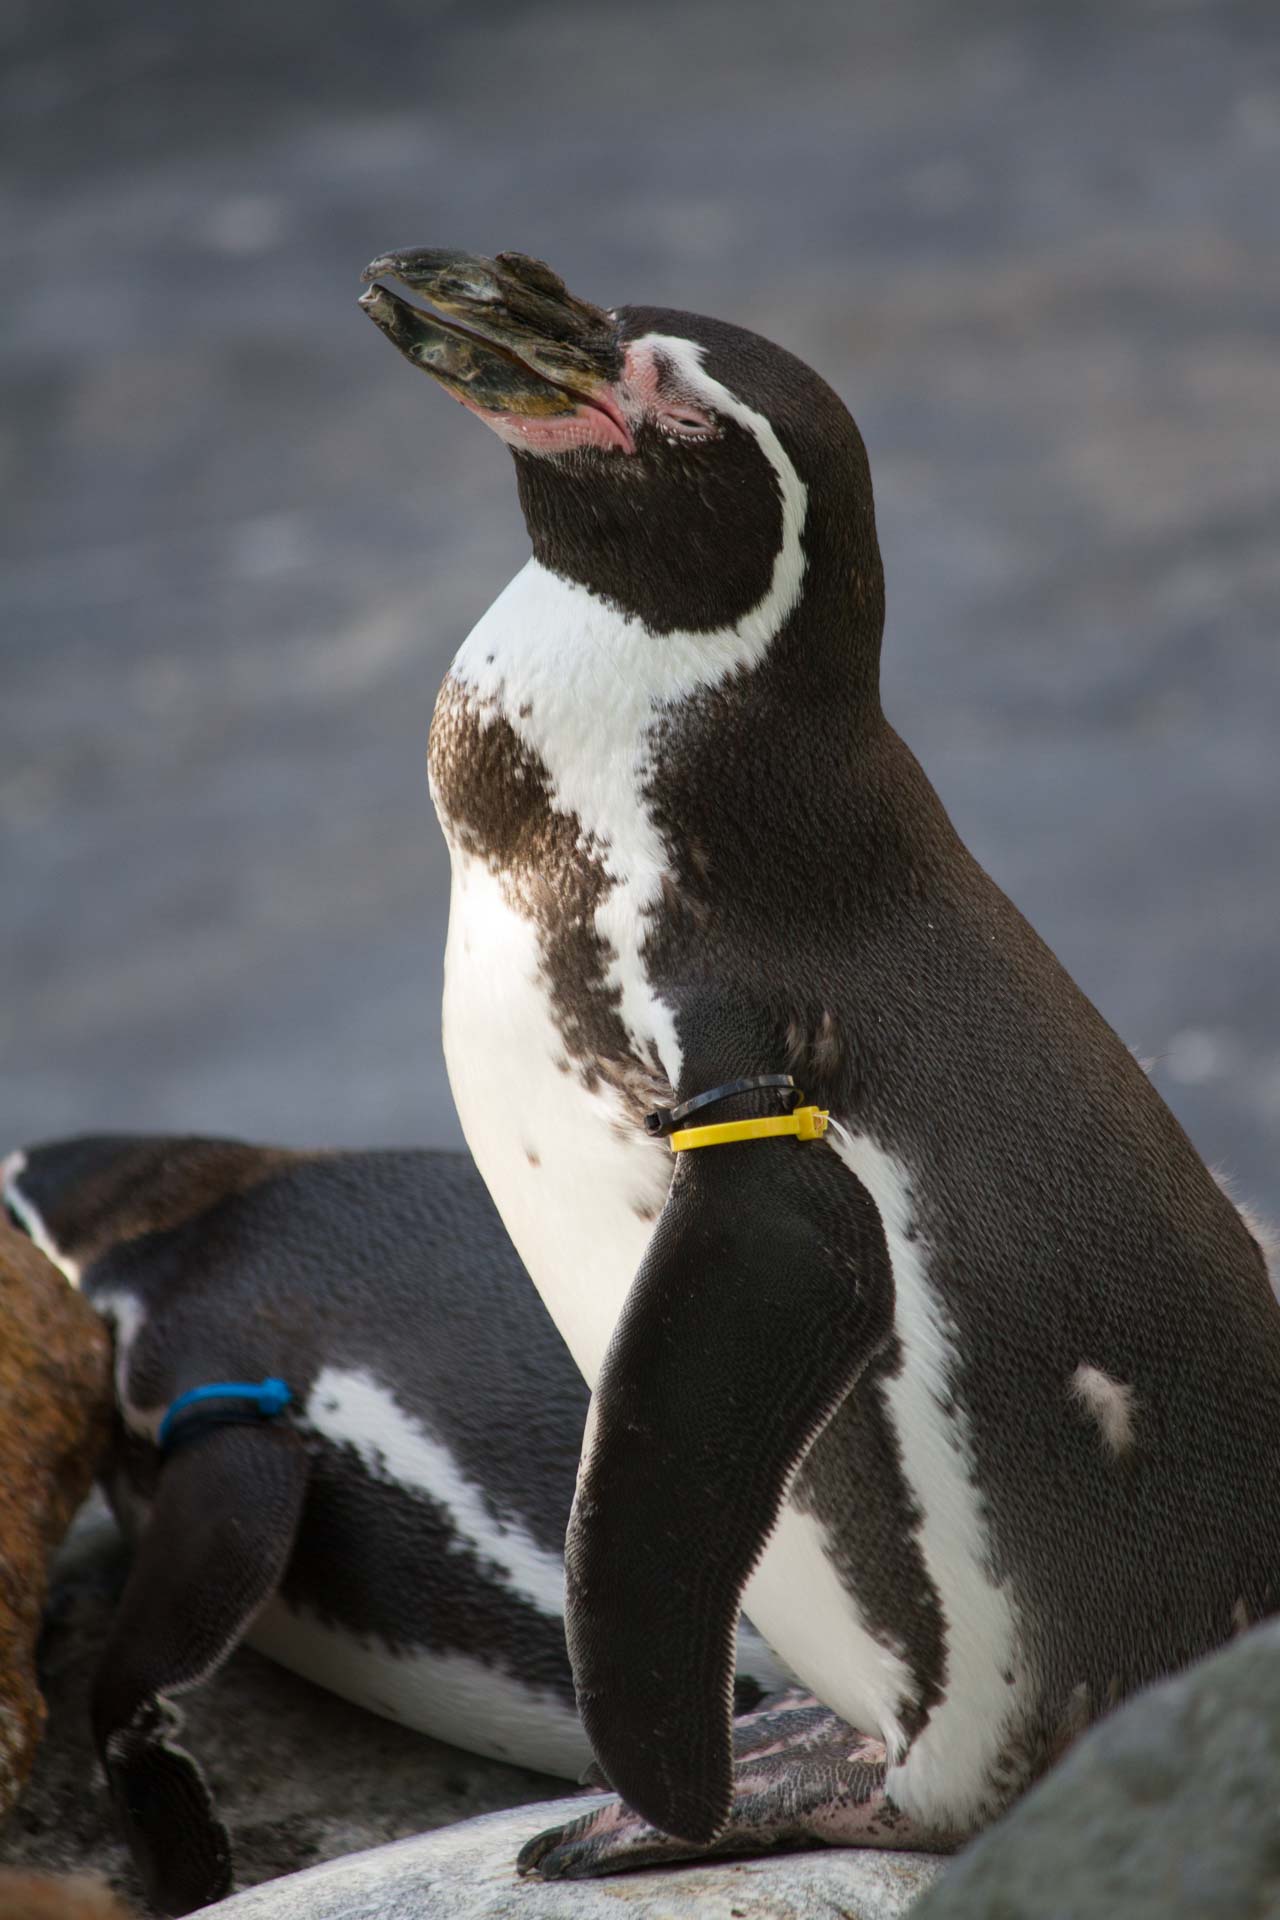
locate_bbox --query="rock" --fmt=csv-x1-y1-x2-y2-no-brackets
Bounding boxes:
3,1495,574,1907
0,1224,112,1822
0,1870,137,1919
913,1620,1280,1919
203,1797,941,1919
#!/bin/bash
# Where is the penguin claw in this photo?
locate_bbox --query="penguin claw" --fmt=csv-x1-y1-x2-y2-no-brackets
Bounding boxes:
515,1820,572,1877
516,1801,681,1880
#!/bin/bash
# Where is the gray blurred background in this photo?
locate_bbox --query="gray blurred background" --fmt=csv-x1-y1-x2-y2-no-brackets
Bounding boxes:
3,0,1278,1213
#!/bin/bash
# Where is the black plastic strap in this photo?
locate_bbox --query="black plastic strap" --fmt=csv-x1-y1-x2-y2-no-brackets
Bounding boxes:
160,1405,286,1454
643,1075,799,1138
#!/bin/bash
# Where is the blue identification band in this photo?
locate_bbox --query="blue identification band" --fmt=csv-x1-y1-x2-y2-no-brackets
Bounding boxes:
157,1378,293,1451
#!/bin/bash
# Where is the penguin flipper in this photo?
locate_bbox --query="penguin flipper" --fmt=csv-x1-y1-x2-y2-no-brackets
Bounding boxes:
92,1423,308,1915
564,1135,894,1847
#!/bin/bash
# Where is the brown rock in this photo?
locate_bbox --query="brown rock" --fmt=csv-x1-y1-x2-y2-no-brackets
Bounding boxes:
0,1222,112,1820
0,1870,136,1920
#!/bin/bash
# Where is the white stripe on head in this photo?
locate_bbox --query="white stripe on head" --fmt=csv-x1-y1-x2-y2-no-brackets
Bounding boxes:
621,331,810,662
2,1148,83,1287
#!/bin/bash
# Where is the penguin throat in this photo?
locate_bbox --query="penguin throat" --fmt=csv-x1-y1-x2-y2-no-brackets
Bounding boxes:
514,333,809,640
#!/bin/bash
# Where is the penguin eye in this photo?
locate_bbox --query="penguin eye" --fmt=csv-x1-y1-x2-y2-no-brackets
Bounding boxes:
657,402,717,443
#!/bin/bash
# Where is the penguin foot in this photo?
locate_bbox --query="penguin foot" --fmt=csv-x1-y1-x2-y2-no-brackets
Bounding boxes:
728,1687,841,1761
102,1720,232,1916
517,1703,932,1879
575,1685,822,1792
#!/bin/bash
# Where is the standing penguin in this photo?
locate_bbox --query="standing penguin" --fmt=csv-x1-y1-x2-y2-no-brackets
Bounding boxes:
360,248,1280,1875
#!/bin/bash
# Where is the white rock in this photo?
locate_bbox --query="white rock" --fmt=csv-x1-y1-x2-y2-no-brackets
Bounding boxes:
205,1795,942,1919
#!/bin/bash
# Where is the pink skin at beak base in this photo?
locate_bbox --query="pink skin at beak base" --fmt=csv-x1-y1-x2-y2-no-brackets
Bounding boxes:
456,343,672,457
452,340,700,459
456,387,635,455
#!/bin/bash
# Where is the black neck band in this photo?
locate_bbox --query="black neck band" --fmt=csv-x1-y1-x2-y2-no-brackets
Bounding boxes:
643,1075,799,1139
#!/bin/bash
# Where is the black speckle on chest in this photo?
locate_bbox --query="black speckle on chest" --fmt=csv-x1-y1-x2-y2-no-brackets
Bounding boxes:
430,676,670,1121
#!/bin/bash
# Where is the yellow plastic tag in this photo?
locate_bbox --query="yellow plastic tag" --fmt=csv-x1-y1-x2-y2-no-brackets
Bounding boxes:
668,1106,830,1153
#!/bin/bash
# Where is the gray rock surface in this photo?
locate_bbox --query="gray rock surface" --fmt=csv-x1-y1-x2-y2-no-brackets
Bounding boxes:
204,1798,940,1920
4,0,1278,1220
913,1619,1280,1919
1,1497,569,1908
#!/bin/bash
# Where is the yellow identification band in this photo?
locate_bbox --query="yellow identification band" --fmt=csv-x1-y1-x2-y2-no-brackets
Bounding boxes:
668,1106,830,1153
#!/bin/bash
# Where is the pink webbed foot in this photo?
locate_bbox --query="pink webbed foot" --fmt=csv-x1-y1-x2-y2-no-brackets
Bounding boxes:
517,1698,934,1880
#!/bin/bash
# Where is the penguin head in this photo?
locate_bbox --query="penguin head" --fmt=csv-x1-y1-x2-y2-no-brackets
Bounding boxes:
2,1134,296,1286
360,249,883,655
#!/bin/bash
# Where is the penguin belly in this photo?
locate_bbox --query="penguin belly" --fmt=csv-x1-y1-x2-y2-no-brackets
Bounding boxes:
440,851,669,1383
246,1599,591,1778
440,854,1013,1813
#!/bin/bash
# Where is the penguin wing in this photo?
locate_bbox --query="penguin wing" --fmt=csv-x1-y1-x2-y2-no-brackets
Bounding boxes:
92,1422,309,1913
564,1132,894,1845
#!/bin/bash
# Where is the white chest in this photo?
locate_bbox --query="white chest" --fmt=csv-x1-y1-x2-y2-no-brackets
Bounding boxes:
432,558,715,1376
440,849,671,1383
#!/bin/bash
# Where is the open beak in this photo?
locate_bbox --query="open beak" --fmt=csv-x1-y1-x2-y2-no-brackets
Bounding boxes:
358,248,634,454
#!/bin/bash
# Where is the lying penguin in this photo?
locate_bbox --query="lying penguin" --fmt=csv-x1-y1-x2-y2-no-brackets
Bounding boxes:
359,247,1280,1877
2,1135,788,1913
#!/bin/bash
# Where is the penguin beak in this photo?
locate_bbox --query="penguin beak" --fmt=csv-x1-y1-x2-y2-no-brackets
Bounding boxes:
358,248,634,454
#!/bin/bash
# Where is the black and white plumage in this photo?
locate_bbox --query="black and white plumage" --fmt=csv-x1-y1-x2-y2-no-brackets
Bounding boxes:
1,1133,789,1911
360,248,1280,1872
